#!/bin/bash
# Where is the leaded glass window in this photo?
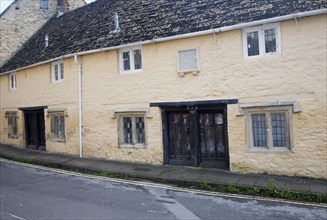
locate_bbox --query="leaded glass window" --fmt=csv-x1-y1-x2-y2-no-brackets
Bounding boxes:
123,52,131,71
251,114,267,147
264,29,277,53
52,61,64,82
119,114,146,147
6,112,18,138
243,23,280,58
120,47,142,73
9,72,17,90
135,117,145,144
271,113,286,147
244,106,291,151
134,49,142,70
51,113,65,142
247,32,260,56
123,117,133,144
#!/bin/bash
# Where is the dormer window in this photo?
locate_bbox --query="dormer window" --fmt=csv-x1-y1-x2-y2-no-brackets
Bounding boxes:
119,46,142,74
243,23,281,58
52,60,64,83
40,0,48,9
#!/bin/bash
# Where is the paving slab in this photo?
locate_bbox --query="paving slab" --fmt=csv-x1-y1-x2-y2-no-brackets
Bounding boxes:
236,177,259,187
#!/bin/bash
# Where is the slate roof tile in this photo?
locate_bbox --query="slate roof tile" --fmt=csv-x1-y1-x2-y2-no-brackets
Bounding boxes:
0,0,326,73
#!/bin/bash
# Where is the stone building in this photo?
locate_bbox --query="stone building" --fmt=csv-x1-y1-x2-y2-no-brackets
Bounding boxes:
0,0,86,67
0,0,326,179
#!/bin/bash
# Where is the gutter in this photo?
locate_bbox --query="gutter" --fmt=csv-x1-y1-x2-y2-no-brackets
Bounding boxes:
74,54,83,158
1,8,326,75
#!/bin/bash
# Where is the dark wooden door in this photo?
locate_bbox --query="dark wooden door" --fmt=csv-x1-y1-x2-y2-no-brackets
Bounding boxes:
168,112,191,165
199,112,227,169
164,107,229,169
25,110,46,150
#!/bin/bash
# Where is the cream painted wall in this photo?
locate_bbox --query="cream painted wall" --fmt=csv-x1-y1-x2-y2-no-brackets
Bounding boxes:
1,14,326,179
0,58,80,155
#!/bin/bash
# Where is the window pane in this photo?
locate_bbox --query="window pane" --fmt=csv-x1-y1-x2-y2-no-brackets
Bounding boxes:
60,115,65,140
11,74,14,89
178,49,197,71
123,52,130,71
7,114,17,137
60,63,64,80
247,31,259,56
271,113,286,147
265,29,277,53
135,117,145,144
252,114,267,147
54,64,59,81
123,117,132,144
134,49,142,70
14,74,16,88
40,0,48,9
54,116,59,139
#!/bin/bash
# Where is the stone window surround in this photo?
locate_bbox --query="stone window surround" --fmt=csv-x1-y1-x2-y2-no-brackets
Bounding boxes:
119,46,143,74
239,101,300,153
113,110,148,149
5,111,19,139
242,22,281,59
49,110,66,142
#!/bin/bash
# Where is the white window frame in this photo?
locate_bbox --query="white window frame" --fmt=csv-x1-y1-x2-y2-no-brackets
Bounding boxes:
52,60,64,83
117,112,147,148
9,72,17,90
40,0,48,9
50,111,66,142
177,48,199,75
243,105,292,152
5,111,18,139
119,46,143,74
243,23,281,59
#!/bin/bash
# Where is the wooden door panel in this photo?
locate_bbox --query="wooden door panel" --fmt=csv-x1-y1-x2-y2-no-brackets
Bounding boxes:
200,113,225,160
168,113,191,162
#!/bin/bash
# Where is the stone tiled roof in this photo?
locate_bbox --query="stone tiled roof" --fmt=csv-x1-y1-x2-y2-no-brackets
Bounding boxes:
1,0,326,73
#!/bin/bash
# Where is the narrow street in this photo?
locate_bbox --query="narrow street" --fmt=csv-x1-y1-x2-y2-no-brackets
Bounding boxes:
0,160,326,220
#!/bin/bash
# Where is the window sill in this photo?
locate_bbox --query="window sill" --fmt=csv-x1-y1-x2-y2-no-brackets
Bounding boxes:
120,69,143,75
178,69,199,77
52,80,63,83
50,139,66,143
244,52,280,59
246,147,293,154
119,144,146,149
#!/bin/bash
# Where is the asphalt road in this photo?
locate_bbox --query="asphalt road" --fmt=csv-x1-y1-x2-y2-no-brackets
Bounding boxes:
0,160,326,220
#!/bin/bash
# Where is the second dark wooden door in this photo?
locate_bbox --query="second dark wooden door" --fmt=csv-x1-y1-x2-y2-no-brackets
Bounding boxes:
199,112,227,168
25,110,46,150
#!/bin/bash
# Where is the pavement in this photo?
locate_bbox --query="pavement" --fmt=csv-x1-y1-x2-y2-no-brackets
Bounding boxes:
0,142,326,196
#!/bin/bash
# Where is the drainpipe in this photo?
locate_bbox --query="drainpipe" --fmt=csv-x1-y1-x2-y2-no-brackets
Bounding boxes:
74,54,83,158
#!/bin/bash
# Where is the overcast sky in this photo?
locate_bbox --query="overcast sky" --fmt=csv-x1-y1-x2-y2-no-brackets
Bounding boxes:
0,0,96,14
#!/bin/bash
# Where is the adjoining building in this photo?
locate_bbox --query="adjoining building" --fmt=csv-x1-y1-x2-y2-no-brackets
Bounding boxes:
0,0,86,66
